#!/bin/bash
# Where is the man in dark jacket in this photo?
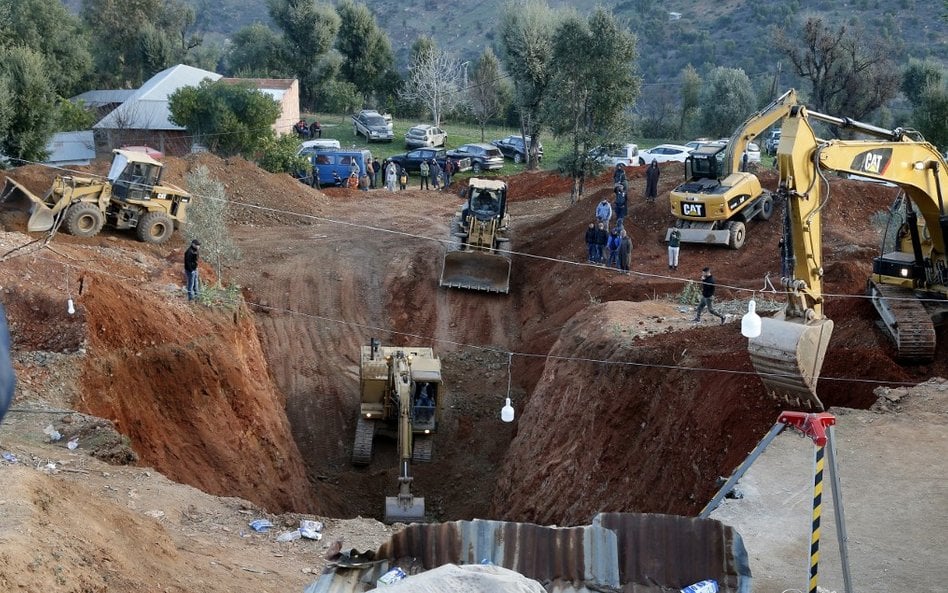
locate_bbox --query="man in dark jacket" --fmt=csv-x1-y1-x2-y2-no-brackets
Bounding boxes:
614,184,628,229
443,158,455,189
645,161,660,203
594,222,609,264
694,266,726,324
184,239,200,301
584,222,597,262
618,229,632,273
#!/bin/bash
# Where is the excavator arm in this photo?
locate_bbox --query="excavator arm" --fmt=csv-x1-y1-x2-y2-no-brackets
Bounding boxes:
748,101,948,409
723,89,800,175
384,352,426,523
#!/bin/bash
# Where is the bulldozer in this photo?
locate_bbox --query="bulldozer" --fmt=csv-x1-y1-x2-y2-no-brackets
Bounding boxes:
352,339,443,523
747,97,948,410
440,178,511,293
1,149,191,244
667,90,799,249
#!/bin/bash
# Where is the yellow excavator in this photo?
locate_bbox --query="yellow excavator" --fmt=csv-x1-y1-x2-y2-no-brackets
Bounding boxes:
748,99,948,410
440,178,511,293
352,339,442,523
0,149,190,244
667,90,799,249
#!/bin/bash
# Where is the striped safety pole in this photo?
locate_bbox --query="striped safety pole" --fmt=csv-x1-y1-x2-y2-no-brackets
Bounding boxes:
808,442,826,593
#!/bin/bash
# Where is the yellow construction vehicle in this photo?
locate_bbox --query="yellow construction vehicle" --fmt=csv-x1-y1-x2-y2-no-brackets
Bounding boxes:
352,339,443,523
1,149,190,244
440,178,511,293
747,100,948,410
667,90,799,249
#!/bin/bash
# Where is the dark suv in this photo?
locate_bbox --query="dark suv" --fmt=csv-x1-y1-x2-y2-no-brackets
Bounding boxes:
491,135,543,164
446,143,504,173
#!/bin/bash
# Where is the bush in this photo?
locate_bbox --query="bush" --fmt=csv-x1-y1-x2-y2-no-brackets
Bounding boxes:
257,134,309,175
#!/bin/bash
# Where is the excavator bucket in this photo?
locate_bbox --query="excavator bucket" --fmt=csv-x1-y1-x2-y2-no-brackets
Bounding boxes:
440,251,511,294
1,178,56,232
747,317,834,410
384,494,426,524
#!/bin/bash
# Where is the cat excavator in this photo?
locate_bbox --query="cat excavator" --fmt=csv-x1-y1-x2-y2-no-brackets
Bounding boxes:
352,339,442,523
748,99,948,410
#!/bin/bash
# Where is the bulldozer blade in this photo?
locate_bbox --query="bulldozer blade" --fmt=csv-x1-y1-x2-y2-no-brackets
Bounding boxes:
1,178,55,232
440,251,511,294
384,496,426,524
748,317,834,410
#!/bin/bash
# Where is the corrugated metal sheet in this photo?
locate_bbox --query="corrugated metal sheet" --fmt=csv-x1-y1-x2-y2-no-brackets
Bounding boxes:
304,513,750,593
44,131,95,166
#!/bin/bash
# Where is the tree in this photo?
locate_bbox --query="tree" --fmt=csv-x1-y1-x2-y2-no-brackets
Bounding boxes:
185,166,240,284
910,81,948,152
468,48,506,141
334,0,395,103
266,0,340,107
902,60,943,104
775,17,900,125
227,23,288,77
399,38,466,128
0,0,92,97
81,0,199,87
499,0,558,170
168,79,281,157
679,65,702,138
0,46,57,163
545,8,639,201
698,67,756,138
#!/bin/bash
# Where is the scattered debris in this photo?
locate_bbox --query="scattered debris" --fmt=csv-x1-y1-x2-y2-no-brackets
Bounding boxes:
43,424,61,442
248,519,273,532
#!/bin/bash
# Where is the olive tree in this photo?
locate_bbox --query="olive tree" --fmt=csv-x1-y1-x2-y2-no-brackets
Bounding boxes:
468,48,507,141
698,67,756,138
545,8,639,201
185,166,240,285
499,0,558,170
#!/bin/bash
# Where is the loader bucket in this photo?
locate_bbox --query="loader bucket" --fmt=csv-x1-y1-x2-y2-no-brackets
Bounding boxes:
1,178,55,232
384,495,426,524
747,317,834,410
440,251,511,294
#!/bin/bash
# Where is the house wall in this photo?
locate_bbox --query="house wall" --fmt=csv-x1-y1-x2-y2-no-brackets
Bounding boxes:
274,79,300,136
94,129,193,158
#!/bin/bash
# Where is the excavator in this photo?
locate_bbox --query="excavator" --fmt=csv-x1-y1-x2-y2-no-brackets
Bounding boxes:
352,339,443,523
747,98,948,410
667,90,799,249
440,178,511,293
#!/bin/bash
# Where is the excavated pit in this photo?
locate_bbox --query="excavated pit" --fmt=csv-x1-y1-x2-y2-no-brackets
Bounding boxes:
2,155,941,525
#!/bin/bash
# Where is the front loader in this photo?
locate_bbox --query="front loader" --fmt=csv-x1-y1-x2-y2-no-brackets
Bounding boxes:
1,149,190,244
352,339,442,523
440,178,512,294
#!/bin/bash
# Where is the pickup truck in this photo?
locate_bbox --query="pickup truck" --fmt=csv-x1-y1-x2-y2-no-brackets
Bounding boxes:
386,148,471,175
352,110,393,142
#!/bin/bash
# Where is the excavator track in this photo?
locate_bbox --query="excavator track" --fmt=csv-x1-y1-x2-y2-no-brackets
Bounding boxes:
868,280,936,362
412,436,433,463
352,417,375,466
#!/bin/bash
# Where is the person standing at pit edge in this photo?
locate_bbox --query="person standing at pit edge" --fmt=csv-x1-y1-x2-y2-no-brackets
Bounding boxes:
184,239,200,301
694,266,726,324
668,227,681,271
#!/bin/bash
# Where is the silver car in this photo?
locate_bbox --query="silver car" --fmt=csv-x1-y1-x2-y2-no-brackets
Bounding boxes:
404,124,447,148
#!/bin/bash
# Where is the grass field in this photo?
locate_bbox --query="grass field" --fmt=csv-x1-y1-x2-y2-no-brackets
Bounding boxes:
303,112,777,175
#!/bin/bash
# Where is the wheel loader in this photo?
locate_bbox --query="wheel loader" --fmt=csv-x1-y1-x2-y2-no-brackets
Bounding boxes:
0,149,190,244
440,178,511,294
666,90,799,249
747,97,948,411
352,338,443,523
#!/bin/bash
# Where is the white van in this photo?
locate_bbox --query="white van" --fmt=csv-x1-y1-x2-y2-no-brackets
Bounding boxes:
590,143,639,166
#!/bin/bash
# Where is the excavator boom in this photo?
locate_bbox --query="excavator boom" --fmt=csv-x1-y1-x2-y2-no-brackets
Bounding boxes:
748,98,948,409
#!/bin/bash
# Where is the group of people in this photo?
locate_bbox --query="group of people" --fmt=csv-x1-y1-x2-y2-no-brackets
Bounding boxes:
293,119,321,139
585,221,632,271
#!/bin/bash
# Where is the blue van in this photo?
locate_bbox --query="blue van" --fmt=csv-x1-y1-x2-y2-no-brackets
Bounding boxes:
309,149,372,187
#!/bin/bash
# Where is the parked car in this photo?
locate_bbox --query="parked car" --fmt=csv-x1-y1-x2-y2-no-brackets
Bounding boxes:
351,109,393,142
638,144,692,165
386,148,471,174
685,139,724,153
491,135,543,164
715,139,762,165
446,143,504,173
589,143,639,167
297,138,341,158
295,149,372,187
404,124,447,149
